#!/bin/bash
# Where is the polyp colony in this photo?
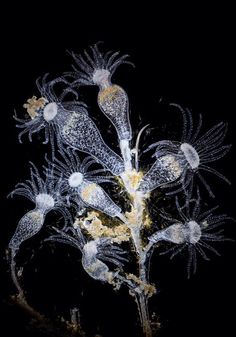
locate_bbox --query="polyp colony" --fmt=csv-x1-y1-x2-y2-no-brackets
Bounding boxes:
8,43,232,337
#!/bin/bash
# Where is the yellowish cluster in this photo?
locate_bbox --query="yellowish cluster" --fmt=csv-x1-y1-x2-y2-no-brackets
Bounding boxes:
23,96,47,119
80,183,97,202
125,200,149,228
125,169,144,190
143,212,152,228
75,211,131,243
125,206,138,226
98,85,121,104
126,273,156,298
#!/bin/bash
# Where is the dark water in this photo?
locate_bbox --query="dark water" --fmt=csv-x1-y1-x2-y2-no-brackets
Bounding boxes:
1,5,235,337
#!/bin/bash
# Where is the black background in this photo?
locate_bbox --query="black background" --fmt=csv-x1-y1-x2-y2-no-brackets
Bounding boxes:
1,3,235,337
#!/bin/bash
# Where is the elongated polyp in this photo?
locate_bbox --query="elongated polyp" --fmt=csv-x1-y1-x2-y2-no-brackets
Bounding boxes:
138,155,183,193
98,84,131,141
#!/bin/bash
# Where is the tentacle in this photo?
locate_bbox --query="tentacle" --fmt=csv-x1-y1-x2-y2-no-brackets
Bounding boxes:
169,103,188,142
200,165,231,184
191,188,201,219
195,124,228,152
194,122,225,147
134,124,150,171
196,172,215,198
185,108,194,143
175,197,188,222
159,211,179,223
53,206,73,225
169,244,186,259
200,145,231,163
195,244,210,261
198,241,221,256
46,226,84,251
190,113,203,143
98,255,125,268
197,206,220,222
187,246,194,278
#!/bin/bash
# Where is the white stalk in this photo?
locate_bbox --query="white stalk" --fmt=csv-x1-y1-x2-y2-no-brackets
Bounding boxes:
120,139,132,171
121,160,153,336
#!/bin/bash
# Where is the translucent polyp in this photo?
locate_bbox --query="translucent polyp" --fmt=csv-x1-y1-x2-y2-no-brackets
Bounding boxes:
138,154,183,193
54,108,125,176
98,84,132,141
82,241,112,282
149,221,202,245
77,180,122,218
9,209,45,250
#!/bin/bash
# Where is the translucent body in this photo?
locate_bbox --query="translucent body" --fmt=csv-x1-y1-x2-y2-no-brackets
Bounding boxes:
9,209,45,251
47,228,127,283
9,45,233,337
138,154,183,193
45,149,124,220
8,163,70,295
9,163,69,252
56,109,125,175
77,180,122,218
69,44,132,141
148,194,230,277
16,101,125,176
149,221,202,245
82,241,112,282
138,105,231,196
45,148,114,186
98,84,131,141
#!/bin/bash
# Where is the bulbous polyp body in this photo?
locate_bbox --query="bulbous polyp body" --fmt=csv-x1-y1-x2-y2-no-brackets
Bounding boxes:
77,180,122,218
57,110,125,175
98,85,131,141
149,221,202,245
82,241,112,282
138,154,183,193
9,209,45,251
149,223,186,244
